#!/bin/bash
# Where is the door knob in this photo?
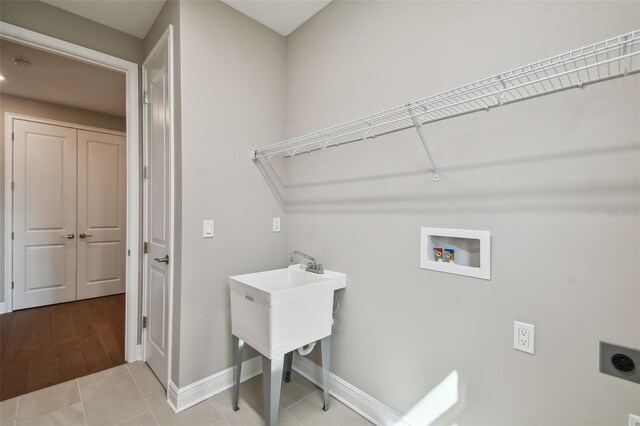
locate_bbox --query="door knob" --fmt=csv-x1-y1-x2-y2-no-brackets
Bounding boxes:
154,255,169,264
61,233,75,239
79,233,93,239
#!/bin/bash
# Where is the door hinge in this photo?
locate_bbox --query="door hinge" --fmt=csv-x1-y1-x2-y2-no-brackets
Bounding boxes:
142,316,148,328
11,181,14,191
143,242,148,253
143,165,150,179
11,281,14,290
11,132,14,142
143,91,150,105
11,232,14,240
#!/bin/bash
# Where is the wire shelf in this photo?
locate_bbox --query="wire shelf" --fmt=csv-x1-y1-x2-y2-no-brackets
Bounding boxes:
251,30,640,163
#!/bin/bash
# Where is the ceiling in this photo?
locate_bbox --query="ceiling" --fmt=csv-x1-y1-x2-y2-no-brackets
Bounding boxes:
221,0,332,36
0,39,126,117
40,0,167,39
39,0,330,39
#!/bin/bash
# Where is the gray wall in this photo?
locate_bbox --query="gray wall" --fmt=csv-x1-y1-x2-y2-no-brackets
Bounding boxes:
283,1,640,424
176,0,287,387
0,0,142,64
143,0,183,385
0,94,126,304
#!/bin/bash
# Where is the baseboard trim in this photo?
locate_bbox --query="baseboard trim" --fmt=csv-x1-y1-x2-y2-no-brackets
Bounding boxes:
0,302,6,314
168,356,262,413
134,345,143,362
292,354,405,426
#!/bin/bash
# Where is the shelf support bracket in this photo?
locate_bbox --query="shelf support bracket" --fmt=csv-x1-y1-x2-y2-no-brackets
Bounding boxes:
622,34,631,75
407,104,440,182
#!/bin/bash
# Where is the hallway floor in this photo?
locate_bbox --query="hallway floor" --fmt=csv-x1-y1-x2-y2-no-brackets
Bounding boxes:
0,294,126,401
0,362,372,425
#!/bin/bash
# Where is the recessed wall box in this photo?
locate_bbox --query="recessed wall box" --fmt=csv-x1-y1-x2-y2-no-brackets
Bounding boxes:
420,227,490,280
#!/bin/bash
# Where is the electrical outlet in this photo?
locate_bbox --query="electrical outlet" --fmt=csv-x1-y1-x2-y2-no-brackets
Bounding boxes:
272,217,281,232
514,321,535,354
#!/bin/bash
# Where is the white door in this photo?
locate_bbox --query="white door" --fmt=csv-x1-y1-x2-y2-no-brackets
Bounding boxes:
76,130,126,300
143,33,172,387
12,120,78,310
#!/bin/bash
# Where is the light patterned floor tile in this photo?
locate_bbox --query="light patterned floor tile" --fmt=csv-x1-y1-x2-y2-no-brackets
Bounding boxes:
145,389,222,426
16,402,85,426
17,380,80,421
287,391,372,426
6,362,371,426
250,371,320,409
78,364,130,389
118,411,158,426
209,379,301,426
81,374,147,425
127,363,164,396
1,397,18,426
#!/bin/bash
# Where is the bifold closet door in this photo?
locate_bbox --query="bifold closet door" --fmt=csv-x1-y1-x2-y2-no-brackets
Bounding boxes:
76,130,126,300
12,120,78,310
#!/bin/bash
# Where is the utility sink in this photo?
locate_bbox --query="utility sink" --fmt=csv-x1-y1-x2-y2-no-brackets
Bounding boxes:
229,264,346,359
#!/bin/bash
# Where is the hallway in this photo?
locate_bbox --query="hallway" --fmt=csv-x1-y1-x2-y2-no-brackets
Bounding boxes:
0,294,125,401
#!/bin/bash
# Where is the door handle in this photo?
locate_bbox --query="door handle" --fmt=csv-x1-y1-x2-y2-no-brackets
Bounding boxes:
154,255,169,264
79,233,93,239
61,233,75,239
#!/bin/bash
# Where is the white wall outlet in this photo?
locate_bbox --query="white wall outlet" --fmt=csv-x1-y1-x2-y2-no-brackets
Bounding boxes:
272,217,281,232
514,321,535,354
203,220,214,238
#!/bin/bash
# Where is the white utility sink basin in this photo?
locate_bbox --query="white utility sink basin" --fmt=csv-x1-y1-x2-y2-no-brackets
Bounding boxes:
229,264,346,359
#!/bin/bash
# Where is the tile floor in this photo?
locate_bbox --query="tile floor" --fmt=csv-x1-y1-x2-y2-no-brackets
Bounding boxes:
0,362,372,426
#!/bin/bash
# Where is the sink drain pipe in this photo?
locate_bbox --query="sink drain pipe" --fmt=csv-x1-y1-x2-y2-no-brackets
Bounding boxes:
297,342,316,356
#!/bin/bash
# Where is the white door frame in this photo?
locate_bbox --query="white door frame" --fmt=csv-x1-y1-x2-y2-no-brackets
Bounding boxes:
142,24,175,393
1,21,141,362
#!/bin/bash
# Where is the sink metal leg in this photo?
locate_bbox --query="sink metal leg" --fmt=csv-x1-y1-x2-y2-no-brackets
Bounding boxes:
232,335,244,411
320,336,331,411
262,354,284,426
283,351,293,383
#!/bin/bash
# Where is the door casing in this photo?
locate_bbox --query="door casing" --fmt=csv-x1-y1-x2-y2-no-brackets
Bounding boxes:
1,20,141,363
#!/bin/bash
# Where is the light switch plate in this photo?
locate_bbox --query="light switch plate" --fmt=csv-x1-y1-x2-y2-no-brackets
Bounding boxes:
273,217,281,232
514,321,535,354
203,220,214,238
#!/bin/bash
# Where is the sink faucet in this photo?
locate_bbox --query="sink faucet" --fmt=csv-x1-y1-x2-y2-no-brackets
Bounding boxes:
290,251,324,274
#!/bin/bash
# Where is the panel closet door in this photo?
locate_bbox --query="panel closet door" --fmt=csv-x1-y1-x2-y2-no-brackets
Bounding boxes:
76,130,126,300
12,120,78,310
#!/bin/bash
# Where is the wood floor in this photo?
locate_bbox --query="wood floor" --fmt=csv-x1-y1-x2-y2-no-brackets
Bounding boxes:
0,294,125,401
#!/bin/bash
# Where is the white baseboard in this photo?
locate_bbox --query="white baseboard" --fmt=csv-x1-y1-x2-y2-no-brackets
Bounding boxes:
135,345,143,362
0,302,6,314
165,353,403,425
168,356,262,413
292,354,405,426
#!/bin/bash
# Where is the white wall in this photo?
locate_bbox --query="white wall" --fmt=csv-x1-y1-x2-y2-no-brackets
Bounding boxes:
175,0,287,387
283,1,640,424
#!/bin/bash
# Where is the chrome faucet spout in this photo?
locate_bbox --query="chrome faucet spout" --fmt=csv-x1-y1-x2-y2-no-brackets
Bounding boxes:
290,251,324,274
290,251,314,263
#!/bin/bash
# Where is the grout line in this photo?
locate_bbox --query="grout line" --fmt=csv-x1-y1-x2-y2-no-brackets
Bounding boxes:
284,406,304,426
115,410,153,425
128,364,160,425
206,400,227,425
75,379,88,426
13,396,20,426
285,389,321,411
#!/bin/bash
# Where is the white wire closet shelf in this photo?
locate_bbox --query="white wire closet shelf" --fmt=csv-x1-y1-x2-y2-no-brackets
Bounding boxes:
250,29,640,180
